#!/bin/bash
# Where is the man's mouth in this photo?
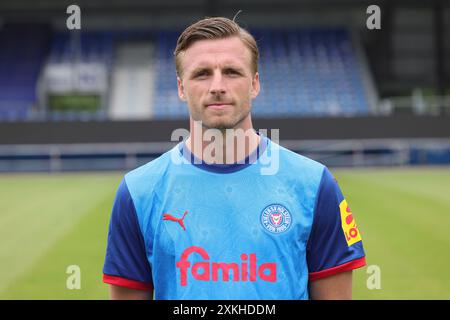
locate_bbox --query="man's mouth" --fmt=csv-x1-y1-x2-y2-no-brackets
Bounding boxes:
205,103,232,110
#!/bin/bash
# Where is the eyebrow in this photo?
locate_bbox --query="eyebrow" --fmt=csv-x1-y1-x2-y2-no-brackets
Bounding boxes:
189,65,246,76
190,67,210,75
223,66,245,73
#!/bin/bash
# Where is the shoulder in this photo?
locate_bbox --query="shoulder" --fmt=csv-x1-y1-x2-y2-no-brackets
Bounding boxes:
125,145,177,189
123,145,179,209
270,139,326,180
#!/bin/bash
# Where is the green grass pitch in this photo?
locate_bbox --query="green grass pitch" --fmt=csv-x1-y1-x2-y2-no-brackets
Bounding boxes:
0,168,449,299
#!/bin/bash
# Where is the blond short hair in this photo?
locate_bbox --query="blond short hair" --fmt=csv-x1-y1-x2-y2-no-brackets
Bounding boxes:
174,17,259,77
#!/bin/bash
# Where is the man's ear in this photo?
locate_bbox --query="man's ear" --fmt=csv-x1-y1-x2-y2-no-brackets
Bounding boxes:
250,72,260,99
177,76,187,101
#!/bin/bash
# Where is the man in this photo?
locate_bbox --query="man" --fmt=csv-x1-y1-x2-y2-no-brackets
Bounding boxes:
103,17,366,300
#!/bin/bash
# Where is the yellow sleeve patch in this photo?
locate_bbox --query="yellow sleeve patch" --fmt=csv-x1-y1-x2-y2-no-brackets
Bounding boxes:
339,199,362,246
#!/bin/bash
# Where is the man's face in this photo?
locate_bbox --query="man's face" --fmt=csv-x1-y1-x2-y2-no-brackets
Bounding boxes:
177,36,260,130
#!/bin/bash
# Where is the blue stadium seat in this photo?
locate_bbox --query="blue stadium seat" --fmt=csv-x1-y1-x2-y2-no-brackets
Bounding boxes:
0,23,51,121
0,26,371,121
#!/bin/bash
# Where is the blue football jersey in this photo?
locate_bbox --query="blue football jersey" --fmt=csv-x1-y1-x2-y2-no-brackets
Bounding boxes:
103,135,366,299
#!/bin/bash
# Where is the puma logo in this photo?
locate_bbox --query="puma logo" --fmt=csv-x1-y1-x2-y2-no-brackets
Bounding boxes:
163,210,188,231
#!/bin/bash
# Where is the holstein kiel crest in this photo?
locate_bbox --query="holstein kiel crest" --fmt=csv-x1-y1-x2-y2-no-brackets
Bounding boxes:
261,204,292,234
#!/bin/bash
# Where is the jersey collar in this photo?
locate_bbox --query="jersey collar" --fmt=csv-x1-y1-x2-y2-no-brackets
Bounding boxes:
178,132,269,174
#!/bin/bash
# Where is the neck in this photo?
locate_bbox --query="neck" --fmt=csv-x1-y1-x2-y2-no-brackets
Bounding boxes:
186,117,260,164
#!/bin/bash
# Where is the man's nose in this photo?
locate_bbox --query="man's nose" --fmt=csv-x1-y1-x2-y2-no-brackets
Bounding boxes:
209,71,226,95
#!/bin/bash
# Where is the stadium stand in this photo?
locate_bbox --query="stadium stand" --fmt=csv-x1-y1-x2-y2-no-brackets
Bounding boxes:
42,31,115,121
0,23,51,121
109,41,155,120
253,28,371,117
48,31,114,66
152,30,189,119
0,0,449,173
151,27,373,119
0,25,374,121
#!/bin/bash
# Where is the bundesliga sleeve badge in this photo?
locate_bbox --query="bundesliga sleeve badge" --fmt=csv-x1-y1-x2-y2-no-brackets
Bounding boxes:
339,199,362,246
261,204,292,234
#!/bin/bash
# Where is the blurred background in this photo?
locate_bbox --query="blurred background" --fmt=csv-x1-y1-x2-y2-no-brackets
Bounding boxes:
0,0,449,299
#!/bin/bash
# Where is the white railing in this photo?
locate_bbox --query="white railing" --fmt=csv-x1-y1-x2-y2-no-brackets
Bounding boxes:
1,138,450,172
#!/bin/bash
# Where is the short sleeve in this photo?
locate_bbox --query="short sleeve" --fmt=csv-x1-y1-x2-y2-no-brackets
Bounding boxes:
103,179,153,291
307,167,366,281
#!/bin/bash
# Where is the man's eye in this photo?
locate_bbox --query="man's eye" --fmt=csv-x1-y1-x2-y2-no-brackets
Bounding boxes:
194,71,209,78
225,69,240,76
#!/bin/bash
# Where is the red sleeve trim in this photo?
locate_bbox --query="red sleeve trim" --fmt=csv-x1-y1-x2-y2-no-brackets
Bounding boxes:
309,257,366,281
103,274,153,291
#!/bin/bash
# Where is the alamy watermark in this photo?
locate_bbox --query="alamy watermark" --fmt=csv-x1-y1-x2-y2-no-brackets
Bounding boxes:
170,121,280,175
366,5,381,30
366,264,381,290
66,265,81,290
66,5,81,30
